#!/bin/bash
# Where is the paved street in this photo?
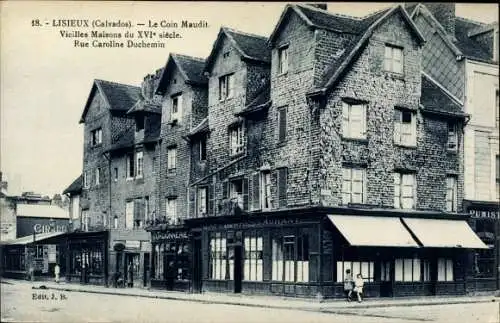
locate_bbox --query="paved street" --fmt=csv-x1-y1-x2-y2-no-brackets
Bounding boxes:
1,281,499,323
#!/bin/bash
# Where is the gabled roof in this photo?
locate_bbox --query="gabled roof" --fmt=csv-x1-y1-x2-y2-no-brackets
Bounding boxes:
410,4,462,57
204,27,271,73
79,79,141,123
63,175,82,195
185,117,209,139
454,17,496,63
307,5,425,96
236,80,271,117
420,72,464,116
156,54,207,94
127,100,162,114
411,4,497,64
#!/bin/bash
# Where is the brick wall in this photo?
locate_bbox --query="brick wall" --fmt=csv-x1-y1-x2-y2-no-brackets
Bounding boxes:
158,64,203,222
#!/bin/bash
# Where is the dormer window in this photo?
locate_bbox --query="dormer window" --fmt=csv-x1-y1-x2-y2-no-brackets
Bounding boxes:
171,93,182,121
219,73,234,100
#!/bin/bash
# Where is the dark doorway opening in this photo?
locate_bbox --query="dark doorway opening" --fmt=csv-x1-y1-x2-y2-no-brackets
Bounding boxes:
233,245,242,294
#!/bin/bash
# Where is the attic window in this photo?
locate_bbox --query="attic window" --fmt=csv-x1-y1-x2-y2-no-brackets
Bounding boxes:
223,51,231,59
384,45,403,74
136,115,145,131
173,79,177,84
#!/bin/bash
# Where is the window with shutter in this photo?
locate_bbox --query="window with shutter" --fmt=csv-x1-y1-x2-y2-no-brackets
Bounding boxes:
445,176,457,212
278,107,287,143
251,173,260,211
277,168,288,208
342,102,366,139
342,167,366,205
394,172,415,209
394,108,416,147
447,122,458,151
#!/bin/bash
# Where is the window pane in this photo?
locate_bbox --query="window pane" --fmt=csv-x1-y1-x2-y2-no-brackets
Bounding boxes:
413,258,421,281
403,258,413,282
437,258,446,281
395,259,403,282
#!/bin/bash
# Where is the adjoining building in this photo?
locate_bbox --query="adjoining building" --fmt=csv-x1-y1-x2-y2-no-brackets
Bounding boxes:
1,201,69,280
409,2,499,292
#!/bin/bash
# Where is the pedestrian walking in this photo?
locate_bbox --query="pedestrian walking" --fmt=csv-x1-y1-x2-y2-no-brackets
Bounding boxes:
127,262,134,288
54,263,60,283
354,273,364,303
343,269,354,302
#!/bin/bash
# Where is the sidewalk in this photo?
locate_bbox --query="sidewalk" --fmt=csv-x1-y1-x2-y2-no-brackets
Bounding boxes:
7,278,499,313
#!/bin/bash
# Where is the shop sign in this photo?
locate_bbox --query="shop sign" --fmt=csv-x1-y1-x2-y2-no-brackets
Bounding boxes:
33,223,66,234
469,209,499,219
204,218,300,231
152,231,189,242
125,240,141,249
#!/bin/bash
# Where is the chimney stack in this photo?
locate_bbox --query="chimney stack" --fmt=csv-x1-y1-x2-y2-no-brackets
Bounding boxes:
425,3,456,37
306,3,327,11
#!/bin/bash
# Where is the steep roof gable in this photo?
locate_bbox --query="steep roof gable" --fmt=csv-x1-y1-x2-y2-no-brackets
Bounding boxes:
63,174,82,195
309,5,425,95
156,53,207,95
411,4,497,64
204,27,271,73
79,79,141,123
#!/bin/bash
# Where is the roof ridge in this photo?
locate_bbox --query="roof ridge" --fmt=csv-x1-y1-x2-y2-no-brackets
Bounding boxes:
455,16,487,27
221,26,268,40
95,79,140,89
171,53,206,62
295,3,362,21
361,5,393,20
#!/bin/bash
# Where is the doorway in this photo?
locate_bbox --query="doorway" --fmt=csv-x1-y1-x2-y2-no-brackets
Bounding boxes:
233,245,243,294
125,253,140,288
143,253,150,287
193,237,202,293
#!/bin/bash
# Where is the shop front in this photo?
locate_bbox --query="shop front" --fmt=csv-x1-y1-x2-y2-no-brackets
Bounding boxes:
65,231,108,285
464,200,499,292
186,207,488,299
1,231,67,280
150,226,192,292
108,230,151,288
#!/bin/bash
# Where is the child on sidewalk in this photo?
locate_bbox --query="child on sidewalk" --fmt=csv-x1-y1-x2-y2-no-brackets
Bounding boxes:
354,273,364,303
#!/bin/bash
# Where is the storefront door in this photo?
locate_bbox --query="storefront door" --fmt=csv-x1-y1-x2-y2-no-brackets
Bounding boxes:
233,245,242,293
125,253,140,287
193,237,203,293
380,261,393,297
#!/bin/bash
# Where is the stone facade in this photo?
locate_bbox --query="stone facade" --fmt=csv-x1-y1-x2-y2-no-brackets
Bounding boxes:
157,55,208,223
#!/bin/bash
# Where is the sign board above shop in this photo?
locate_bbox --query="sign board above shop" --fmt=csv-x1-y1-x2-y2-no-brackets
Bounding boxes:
151,231,189,242
125,240,141,249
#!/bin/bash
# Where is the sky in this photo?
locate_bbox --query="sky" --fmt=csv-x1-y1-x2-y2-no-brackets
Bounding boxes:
0,1,498,197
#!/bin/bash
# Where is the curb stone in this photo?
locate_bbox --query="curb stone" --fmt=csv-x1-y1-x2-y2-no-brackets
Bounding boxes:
41,283,499,311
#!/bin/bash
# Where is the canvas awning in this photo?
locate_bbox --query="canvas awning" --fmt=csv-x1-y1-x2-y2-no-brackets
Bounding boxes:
327,215,419,247
3,232,67,246
401,218,489,249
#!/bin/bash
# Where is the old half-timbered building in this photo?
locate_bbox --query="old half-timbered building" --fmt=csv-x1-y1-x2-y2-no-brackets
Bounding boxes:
148,53,208,291
183,3,488,299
